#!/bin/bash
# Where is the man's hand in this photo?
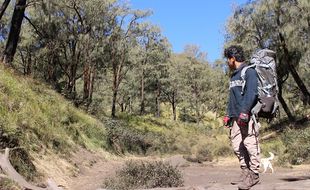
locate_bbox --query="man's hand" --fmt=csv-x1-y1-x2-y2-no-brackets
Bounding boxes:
237,113,249,127
223,116,231,128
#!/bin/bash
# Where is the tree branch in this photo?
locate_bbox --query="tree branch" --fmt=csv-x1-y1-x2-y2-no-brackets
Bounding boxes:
23,15,44,39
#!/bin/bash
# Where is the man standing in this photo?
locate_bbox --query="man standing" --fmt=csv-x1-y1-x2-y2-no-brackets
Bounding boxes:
223,45,260,190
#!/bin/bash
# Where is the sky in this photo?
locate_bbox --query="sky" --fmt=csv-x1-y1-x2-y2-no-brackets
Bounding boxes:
129,0,248,63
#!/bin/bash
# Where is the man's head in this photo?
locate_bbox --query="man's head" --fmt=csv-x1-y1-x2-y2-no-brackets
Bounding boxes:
224,45,245,69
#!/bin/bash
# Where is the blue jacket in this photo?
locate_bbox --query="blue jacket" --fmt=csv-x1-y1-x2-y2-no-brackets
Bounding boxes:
227,63,258,118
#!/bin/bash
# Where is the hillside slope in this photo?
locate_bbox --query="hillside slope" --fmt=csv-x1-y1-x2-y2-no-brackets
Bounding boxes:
0,66,108,187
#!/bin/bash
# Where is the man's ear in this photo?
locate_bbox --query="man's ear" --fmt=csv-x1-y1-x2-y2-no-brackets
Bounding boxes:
231,57,236,63
231,57,236,68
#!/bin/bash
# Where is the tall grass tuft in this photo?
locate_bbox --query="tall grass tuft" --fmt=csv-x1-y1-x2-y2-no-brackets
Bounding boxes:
103,160,184,190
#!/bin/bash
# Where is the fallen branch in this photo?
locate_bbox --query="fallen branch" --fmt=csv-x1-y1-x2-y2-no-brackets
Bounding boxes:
0,148,63,190
261,131,280,141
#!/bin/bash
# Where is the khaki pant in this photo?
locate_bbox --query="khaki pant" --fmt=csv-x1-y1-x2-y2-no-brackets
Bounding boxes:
230,118,260,173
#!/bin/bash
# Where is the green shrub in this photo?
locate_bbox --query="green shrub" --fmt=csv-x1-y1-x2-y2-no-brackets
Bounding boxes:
213,144,233,157
105,119,168,155
103,160,184,190
179,107,197,123
0,179,21,190
9,149,38,181
106,120,148,154
281,128,310,165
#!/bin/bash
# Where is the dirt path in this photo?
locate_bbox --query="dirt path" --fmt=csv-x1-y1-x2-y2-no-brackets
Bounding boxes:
162,155,310,190
180,164,310,190
60,151,310,190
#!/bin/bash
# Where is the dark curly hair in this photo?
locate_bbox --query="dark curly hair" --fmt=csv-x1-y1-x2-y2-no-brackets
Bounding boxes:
224,45,245,62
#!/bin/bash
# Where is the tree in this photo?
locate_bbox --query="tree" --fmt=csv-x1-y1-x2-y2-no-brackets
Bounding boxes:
17,0,116,105
162,54,187,120
0,0,10,21
106,7,151,118
135,23,171,116
176,46,212,123
2,0,26,64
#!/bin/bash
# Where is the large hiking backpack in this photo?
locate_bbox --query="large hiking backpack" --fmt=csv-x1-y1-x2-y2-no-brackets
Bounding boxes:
241,49,279,121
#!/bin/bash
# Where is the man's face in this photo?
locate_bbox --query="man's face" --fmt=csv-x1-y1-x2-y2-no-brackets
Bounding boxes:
227,57,236,70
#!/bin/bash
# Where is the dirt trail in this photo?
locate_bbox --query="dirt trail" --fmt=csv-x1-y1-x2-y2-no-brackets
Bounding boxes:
52,150,310,190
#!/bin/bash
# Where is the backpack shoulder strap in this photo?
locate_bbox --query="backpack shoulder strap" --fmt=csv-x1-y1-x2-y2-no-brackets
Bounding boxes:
240,65,256,95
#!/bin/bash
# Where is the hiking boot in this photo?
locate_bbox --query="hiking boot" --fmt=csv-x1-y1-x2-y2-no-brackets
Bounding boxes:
238,170,260,190
231,168,249,185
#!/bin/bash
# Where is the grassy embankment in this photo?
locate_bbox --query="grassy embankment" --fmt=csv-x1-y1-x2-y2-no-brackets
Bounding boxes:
0,66,107,188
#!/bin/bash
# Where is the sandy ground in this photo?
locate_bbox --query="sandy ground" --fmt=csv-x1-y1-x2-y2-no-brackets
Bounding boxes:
37,149,310,190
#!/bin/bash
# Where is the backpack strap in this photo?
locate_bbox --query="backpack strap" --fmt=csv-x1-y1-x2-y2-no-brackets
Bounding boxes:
240,64,256,95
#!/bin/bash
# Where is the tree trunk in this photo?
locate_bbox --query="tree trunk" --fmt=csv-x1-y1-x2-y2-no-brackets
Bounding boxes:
172,101,176,121
278,81,295,122
66,51,79,99
21,47,32,75
111,88,118,118
0,0,10,21
18,49,26,73
278,94,295,122
140,68,145,115
46,54,60,91
26,49,31,75
276,6,310,105
195,98,200,123
120,100,124,112
111,64,119,118
83,62,96,107
128,97,132,113
89,64,95,103
287,61,310,105
2,0,26,64
83,63,91,100
171,91,177,121
193,84,200,123
155,81,161,118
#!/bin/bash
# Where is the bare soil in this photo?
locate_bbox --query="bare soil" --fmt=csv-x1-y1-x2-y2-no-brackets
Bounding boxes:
37,149,310,190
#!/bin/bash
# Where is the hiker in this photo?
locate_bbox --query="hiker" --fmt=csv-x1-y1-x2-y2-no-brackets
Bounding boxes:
223,45,260,189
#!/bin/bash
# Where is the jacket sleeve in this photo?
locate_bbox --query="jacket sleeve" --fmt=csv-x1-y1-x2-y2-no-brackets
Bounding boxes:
241,68,258,113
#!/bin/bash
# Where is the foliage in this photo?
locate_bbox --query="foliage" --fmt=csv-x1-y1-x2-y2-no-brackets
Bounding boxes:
106,113,233,160
0,0,308,177
0,0,230,123
105,119,164,155
103,160,184,190
281,127,310,165
0,66,108,178
0,178,21,190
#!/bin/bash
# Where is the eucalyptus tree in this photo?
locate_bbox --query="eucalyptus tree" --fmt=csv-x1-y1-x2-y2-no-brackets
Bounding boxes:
1,0,26,64
48,0,109,100
205,60,229,116
162,53,188,120
177,45,213,123
0,0,10,21
0,1,12,52
146,38,171,117
225,0,310,121
17,0,117,105
134,22,171,116
74,0,116,106
105,5,152,118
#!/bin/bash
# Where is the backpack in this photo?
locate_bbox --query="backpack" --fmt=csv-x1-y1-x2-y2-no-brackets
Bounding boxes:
241,49,279,122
